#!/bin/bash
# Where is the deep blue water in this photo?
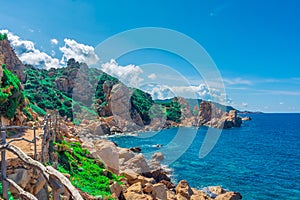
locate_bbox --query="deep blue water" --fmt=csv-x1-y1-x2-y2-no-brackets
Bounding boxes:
109,114,300,200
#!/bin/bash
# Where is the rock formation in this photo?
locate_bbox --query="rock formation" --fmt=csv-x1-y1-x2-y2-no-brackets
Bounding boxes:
0,38,26,82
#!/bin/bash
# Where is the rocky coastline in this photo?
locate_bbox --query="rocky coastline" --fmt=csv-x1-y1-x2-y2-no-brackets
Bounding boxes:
59,120,243,200
0,36,244,199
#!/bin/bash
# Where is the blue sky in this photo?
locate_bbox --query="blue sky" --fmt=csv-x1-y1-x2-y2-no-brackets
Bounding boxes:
1,0,300,112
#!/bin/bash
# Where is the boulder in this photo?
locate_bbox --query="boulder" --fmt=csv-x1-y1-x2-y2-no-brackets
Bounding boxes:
124,182,154,200
122,169,155,185
153,183,167,200
152,152,164,162
176,180,193,200
191,188,212,200
209,186,226,195
241,116,251,121
143,183,154,194
143,169,171,184
118,148,135,162
129,146,142,153
82,139,119,174
121,153,150,174
215,192,242,200
110,182,123,198
159,180,175,190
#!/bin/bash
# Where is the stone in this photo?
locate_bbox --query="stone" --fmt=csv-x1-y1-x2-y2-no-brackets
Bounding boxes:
143,183,154,194
110,182,123,198
60,123,69,135
176,180,194,199
215,192,242,200
153,183,167,200
121,153,150,174
129,146,142,153
143,169,171,183
126,182,143,194
82,139,120,174
191,188,212,200
152,152,164,162
209,186,226,195
8,168,31,188
167,190,177,200
159,180,175,189
118,148,135,162
242,116,251,121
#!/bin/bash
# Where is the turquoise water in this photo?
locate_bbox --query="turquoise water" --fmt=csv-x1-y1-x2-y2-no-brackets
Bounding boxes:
109,114,300,199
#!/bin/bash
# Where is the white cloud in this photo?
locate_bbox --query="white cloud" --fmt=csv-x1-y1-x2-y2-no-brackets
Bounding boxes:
279,102,284,105
141,84,175,100
223,78,253,86
50,38,58,45
101,59,144,88
141,83,229,103
242,102,248,107
148,73,157,80
59,38,99,66
0,29,60,69
51,50,56,56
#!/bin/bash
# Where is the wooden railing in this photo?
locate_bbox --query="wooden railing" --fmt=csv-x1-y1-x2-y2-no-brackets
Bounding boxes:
0,113,83,200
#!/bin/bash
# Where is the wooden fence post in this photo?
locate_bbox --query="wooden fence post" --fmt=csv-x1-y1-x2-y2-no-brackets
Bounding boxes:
1,130,8,200
33,126,37,161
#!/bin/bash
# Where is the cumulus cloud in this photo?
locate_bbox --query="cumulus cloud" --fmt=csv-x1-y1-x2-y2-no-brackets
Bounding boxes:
279,102,284,105
0,29,60,69
101,59,144,88
59,38,99,66
50,38,58,45
148,73,157,80
141,84,175,100
141,83,229,103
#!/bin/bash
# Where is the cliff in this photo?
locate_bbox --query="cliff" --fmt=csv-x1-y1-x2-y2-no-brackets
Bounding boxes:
0,36,26,82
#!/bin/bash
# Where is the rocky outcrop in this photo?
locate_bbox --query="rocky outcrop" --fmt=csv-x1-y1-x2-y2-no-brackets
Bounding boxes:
0,38,26,82
195,101,242,129
215,192,242,200
82,139,120,174
241,116,251,121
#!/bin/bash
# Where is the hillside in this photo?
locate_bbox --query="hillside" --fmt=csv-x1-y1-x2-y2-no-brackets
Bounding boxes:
0,34,242,130
22,58,183,131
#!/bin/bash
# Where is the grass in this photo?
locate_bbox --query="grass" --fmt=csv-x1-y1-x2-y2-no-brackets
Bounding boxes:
54,140,122,199
0,183,14,200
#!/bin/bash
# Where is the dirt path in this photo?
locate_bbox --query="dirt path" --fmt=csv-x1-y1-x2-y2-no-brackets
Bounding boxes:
0,128,43,160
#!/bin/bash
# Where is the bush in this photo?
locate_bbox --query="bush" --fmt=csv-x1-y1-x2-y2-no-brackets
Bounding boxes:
0,64,25,119
55,140,121,198
0,33,7,40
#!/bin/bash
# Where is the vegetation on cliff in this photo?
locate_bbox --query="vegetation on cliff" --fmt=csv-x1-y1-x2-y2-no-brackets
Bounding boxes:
0,33,7,40
23,60,182,126
131,88,154,125
24,65,73,118
0,64,25,119
54,140,121,198
155,98,182,123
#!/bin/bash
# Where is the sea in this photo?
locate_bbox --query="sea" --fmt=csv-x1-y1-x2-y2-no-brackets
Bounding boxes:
108,113,300,200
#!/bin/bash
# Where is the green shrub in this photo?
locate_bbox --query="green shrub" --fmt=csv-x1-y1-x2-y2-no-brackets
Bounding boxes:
55,140,121,198
131,88,154,125
0,33,7,40
155,98,182,123
0,64,25,119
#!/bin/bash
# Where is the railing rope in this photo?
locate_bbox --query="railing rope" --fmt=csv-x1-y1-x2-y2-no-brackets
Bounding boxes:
0,112,61,199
